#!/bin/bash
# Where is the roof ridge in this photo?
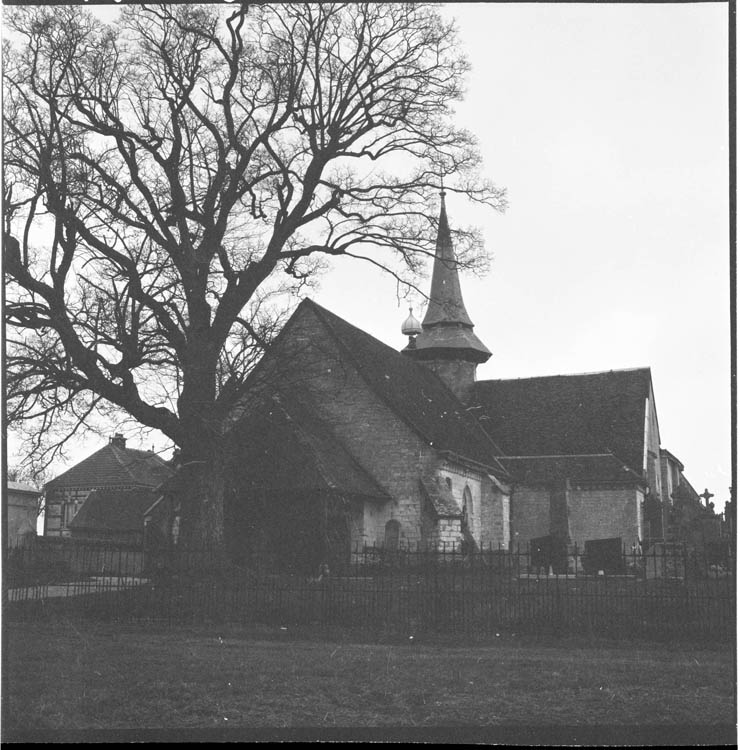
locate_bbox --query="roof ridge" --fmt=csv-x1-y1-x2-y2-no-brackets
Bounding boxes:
476,366,652,385
499,453,619,459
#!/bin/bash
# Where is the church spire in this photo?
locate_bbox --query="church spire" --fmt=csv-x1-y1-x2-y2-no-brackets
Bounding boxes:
421,190,475,328
401,191,491,402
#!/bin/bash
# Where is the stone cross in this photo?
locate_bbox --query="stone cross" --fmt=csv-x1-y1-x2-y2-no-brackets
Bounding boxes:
699,488,715,507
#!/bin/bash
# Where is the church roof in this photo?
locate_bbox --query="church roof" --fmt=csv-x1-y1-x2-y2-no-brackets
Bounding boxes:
305,300,508,474
229,389,391,499
45,443,174,491
498,454,645,486
471,368,652,474
68,487,158,533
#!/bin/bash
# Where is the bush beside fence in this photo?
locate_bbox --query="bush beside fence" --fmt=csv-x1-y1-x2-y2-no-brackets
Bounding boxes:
4,539,735,642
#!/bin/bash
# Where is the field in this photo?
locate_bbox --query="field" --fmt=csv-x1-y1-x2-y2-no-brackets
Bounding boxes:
3,619,735,743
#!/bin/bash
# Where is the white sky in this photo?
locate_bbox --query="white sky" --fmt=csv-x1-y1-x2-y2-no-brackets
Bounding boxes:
322,2,731,505
8,2,732,512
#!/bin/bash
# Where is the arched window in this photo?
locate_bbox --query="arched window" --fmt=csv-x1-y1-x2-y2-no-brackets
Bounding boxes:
384,519,401,551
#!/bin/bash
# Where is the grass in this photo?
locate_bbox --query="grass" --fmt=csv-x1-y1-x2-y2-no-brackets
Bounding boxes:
3,618,735,737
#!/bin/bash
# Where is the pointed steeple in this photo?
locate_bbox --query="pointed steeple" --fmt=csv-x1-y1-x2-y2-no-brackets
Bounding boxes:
401,191,491,402
421,191,474,328
408,192,491,364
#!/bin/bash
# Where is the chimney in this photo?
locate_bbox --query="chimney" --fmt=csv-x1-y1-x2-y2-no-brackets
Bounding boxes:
109,433,126,449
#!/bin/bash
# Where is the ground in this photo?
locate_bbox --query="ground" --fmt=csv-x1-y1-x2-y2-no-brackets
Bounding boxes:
3,620,736,741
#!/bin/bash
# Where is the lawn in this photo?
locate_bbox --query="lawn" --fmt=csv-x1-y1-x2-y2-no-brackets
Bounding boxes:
3,619,736,742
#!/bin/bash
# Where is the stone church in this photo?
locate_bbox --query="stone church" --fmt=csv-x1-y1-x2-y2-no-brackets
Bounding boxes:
220,193,692,571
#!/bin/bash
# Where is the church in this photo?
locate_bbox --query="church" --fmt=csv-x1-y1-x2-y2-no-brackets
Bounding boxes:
216,192,697,572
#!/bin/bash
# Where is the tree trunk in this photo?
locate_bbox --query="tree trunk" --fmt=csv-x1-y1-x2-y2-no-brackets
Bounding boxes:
176,441,227,571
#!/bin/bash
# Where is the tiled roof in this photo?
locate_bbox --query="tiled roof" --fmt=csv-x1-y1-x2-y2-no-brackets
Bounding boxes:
229,389,391,499
68,487,158,533
498,454,645,486
305,300,508,475
420,477,461,518
45,443,174,491
471,368,652,474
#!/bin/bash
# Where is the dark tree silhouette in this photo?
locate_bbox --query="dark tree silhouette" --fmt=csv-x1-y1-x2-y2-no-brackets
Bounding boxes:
3,3,505,556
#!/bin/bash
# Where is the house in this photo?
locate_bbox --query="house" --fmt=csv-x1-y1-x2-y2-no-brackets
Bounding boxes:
197,190,706,573
43,434,173,538
6,481,41,546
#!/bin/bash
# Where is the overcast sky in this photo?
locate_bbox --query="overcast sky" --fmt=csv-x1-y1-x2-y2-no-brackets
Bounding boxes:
322,2,731,504
9,2,731,511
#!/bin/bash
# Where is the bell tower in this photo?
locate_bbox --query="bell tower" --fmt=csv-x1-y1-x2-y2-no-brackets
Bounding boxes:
402,191,491,402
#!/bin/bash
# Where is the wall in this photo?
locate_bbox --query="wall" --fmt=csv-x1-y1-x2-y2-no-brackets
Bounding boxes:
416,359,477,403
510,486,550,549
438,462,510,550
511,483,643,551
7,490,39,546
566,486,643,550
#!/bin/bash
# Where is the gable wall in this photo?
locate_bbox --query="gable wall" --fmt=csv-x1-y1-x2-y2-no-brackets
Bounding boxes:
272,307,439,547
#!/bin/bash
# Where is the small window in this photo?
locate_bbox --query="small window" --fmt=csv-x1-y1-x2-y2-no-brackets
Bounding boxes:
445,477,452,490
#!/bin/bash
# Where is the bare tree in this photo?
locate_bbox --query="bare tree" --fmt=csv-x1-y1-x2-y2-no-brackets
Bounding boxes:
3,3,505,557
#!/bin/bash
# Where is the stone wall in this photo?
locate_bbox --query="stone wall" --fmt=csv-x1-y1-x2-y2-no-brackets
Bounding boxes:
567,486,643,550
510,486,550,549
511,482,643,551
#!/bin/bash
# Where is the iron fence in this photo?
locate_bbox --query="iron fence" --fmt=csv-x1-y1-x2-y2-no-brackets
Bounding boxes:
4,538,735,642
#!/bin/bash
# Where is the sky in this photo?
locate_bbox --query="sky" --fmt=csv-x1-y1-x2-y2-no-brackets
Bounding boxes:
321,2,731,505
6,2,732,513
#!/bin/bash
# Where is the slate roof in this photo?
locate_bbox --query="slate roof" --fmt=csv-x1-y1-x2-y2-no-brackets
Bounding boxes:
498,454,645,486
305,300,508,475
420,477,461,518
68,487,158,533
471,369,652,474
229,389,391,499
45,444,174,491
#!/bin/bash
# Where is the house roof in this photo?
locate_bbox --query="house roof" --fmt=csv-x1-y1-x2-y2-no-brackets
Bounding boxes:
229,389,391,499
6,481,41,496
471,368,652,474
304,300,508,475
68,487,158,533
45,443,174,491
498,454,645,486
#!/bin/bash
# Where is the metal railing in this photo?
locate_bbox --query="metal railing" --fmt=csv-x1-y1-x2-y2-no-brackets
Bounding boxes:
4,539,735,642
